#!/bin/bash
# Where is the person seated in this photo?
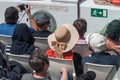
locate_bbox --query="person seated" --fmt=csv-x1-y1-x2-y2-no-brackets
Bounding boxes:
73,18,87,44
82,33,119,67
0,6,18,36
10,23,37,54
46,23,79,59
0,4,38,36
104,19,120,55
21,49,69,80
99,18,120,35
33,13,52,37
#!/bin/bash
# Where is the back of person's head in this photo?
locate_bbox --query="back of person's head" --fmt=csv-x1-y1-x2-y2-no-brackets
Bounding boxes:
73,18,87,38
77,71,96,80
34,13,50,28
29,49,49,73
105,19,120,41
86,33,106,53
5,6,18,24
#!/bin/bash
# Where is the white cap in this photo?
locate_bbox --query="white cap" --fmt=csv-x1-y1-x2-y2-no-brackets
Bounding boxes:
86,33,106,52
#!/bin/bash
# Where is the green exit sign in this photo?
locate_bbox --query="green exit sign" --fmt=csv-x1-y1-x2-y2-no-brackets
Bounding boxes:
91,8,108,18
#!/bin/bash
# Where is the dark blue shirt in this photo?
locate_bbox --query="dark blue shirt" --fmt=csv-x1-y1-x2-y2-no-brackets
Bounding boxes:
10,23,36,55
33,30,52,37
82,52,119,67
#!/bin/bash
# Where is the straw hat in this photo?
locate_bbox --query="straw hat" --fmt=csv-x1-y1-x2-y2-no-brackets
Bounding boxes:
48,23,79,52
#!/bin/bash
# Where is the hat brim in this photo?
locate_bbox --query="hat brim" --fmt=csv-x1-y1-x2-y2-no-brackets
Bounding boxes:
48,24,79,52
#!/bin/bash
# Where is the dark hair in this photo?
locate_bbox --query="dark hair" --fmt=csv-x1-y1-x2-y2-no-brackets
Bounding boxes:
5,6,18,24
29,49,49,73
73,18,87,37
77,71,96,80
36,21,50,28
105,19,120,41
105,33,120,41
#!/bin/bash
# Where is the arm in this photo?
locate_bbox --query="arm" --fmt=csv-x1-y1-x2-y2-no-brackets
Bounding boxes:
25,5,39,32
112,46,120,55
105,37,120,55
60,67,68,80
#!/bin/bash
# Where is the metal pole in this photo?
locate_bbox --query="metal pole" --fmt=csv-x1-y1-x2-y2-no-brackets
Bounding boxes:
77,0,82,19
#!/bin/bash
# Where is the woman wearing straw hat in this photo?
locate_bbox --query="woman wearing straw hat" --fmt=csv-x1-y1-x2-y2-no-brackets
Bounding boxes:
46,23,79,59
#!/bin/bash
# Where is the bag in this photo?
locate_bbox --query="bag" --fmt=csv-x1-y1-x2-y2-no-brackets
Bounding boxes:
0,60,28,80
0,45,10,79
0,42,28,80
0,65,10,80
8,60,28,80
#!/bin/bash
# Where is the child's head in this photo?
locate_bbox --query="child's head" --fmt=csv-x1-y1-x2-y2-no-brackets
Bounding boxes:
29,49,49,73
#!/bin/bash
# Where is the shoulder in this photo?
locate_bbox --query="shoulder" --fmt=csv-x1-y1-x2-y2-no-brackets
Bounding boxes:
33,30,52,37
22,73,32,77
45,30,52,33
46,49,56,58
109,55,119,60
0,23,7,27
21,74,34,80
77,39,87,44
29,27,35,33
0,23,17,27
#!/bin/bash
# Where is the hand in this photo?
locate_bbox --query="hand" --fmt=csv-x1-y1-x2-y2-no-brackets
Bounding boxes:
105,37,120,55
60,67,68,80
54,43,63,58
60,67,68,73
25,4,31,17
105,37,116,50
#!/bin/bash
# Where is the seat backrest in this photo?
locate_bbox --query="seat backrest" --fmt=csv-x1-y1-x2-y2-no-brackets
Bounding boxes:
48,57,74,80
6,53,32,73
0,34,12,45
84,62,116,80
34,37,49,53
7,53,75,80
112,67,120,80
72,43,91,57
